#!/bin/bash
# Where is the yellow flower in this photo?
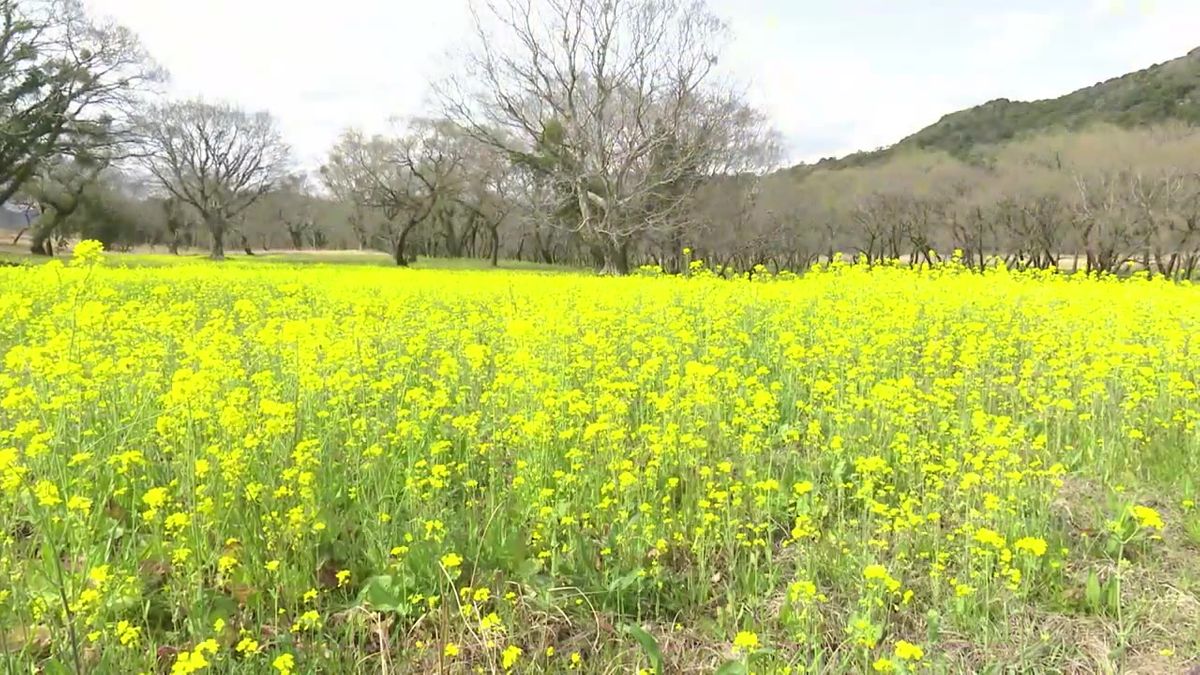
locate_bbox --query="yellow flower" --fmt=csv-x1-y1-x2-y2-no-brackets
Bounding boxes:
273,652,295,675
142,487,169,510
872,657,895,672
973,527,1006,549
440,552,463,569
732,630,760,653
788,580,817,603
33,480,61,506
444,642,460,657
1130,505,1164,531
863,564,889,580
480,612,503,632
70,239,105,267
66,495,92,514
165,512,191,532
1014,537,1048,557
87,565,110,585
265,560,281,572
293,610,321,631
236,637,260,654
170,650,209,675
501,644,523,670
116,620,141,646
336,569,351,587
894,640,924,661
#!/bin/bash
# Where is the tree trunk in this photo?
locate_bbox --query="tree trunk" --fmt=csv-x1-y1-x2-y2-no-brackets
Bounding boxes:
29,202,62,256
12,227,27,246
490,226,500,267
393,224,418,267
444,221,463,257
29,221,53,256
208,216,227,261
589,243,606,272
597,238,630,275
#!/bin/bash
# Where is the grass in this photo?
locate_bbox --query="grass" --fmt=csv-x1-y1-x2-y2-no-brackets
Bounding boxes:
0,243,576,273
0,254,1197,673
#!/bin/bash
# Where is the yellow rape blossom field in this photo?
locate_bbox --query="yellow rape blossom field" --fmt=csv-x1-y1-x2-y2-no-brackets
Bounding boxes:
1,248,1199,673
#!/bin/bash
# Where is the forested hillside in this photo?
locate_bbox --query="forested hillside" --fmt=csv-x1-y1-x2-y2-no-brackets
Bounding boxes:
801,46,1200,170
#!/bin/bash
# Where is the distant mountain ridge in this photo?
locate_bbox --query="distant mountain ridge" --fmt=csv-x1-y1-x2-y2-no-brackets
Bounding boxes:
793,45,1200,172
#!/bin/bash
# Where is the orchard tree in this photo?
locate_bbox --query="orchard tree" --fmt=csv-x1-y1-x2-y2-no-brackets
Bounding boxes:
322,120,457,266
248,173,320,250
24,156,104,255
138,100,290,259
159,195,196,254
441,0,778,274
320,148,377,250
0,0,160,208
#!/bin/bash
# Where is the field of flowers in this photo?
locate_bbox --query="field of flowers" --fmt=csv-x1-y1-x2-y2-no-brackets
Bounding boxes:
1,247,1198,673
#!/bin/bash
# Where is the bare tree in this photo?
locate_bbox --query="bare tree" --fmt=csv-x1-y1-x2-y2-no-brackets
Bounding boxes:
249,173,320,250
137,100,290,260
322,121,456,266
443,136,515,266
0,0,161,208
24,156,105,254
319,153,377,250
158,195,195,255
441,0,777,274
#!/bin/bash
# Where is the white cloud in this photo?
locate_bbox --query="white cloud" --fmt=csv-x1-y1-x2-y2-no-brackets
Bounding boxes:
970,11,1064,68
86,0,469,165
85,0,1200,167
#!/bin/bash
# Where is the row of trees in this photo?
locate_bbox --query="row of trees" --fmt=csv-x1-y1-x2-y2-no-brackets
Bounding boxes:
4,0,1199,278
5,0,783,270
693,124,1200,279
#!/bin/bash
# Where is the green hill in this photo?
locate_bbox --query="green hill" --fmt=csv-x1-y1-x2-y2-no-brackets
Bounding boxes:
793,46,1200,172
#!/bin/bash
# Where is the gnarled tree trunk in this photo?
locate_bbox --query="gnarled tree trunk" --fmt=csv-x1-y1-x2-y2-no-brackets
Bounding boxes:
206,214,227,260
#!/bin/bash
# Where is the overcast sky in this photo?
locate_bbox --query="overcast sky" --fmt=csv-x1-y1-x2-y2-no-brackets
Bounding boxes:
85,0,1200,167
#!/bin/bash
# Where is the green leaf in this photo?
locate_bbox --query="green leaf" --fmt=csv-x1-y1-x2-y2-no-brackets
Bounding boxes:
608,569,641,593
1085,570,1102,612
1105,575,1121,614
200,588,238,624
357,575,405,612
714,660,748,675
623,624,664,675
514,558,543,582
40,659,72,675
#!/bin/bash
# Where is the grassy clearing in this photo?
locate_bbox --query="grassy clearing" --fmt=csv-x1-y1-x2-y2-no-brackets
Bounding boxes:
0,253,1197,673
0,244,575,273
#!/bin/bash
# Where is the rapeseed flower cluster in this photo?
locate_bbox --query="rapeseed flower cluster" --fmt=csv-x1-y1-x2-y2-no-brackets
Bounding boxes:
0,252,1196,671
